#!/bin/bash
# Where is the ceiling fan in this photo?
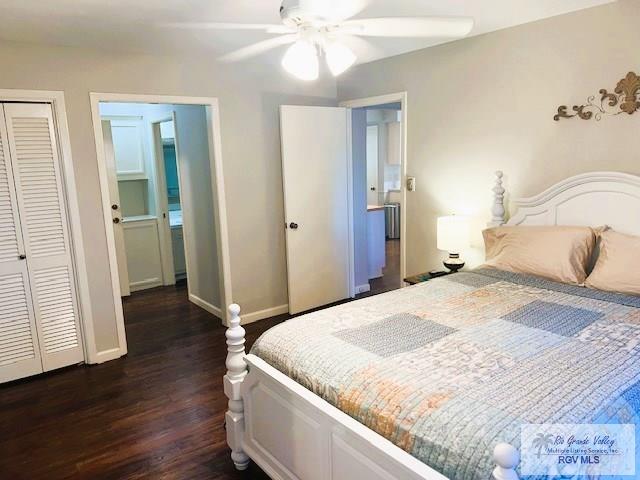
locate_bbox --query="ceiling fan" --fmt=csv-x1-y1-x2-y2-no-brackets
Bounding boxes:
167,0,474,81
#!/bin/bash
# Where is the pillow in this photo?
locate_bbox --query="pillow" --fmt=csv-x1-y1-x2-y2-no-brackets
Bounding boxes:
482,225,598,285
585,230,640,296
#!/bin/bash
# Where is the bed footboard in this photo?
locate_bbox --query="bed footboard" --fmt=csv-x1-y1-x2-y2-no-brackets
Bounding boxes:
223,304,520,479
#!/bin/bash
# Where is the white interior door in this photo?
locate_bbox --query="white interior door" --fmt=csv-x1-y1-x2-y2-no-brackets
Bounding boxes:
101,120,130,296
4,103,84,372
0,105,43,383
366,125,379,205
280,106,351,314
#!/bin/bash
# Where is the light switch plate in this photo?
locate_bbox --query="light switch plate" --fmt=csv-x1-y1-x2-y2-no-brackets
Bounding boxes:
407,176,416,192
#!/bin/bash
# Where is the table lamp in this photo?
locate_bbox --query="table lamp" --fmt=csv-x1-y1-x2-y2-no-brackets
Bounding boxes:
437,215,470,272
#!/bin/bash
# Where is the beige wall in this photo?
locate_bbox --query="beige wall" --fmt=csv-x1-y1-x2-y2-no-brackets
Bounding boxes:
338,0,640,274
0,40,336,353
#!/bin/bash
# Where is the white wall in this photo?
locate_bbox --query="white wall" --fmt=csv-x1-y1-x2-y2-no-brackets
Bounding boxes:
0,39,336,355
338,0,640,274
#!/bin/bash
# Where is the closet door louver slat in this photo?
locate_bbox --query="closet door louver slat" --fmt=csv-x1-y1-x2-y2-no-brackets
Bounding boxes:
4,103,83,373
0,105,43,383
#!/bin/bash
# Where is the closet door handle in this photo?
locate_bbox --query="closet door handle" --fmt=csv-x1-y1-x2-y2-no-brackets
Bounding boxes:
113,217,121,224
289,222,298,230
18,254,26,260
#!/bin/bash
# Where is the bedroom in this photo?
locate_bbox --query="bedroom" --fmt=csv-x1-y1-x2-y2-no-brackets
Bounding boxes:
0,0,639,479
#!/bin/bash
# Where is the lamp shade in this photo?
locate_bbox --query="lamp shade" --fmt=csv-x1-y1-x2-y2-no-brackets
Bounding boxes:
282,40,319,81
437,215,470,253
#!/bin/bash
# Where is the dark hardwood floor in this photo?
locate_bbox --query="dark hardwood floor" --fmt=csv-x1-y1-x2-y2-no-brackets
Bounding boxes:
0,281,281,480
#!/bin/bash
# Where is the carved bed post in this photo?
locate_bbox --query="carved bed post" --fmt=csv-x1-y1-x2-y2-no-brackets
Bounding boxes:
493,443,520,480
224,304,250,470
489,170,506,227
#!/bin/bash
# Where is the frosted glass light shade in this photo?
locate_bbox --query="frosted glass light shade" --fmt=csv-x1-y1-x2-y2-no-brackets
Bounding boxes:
325,42,356,76
437,215,470,253
282,41,319,81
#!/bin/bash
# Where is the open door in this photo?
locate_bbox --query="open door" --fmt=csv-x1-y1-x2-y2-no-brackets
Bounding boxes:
101,120,130,297
280,106,351,314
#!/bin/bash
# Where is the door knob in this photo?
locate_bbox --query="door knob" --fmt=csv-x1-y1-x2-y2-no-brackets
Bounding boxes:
113,217,121,224
18,254,26,260
289,222,298,230
370,186,376,191
111,204,119,210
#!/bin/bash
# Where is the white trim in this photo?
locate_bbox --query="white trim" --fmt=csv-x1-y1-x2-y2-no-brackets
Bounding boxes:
130,278,163,292
89,92,233,363
189,293,223,318
339,92,408,294
93,347,125,364
241,304,289,325
355,283,371,294
345,109,355,298
0,89,97,364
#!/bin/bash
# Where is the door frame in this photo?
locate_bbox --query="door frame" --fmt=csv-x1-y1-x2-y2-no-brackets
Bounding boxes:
339,92,408,292
0,89,95,363
89,93,233,350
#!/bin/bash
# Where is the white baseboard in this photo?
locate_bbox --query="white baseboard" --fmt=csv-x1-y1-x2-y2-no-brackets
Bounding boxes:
240,304,289,326
189,293,223,318
355,283,371,294
130,277,163,292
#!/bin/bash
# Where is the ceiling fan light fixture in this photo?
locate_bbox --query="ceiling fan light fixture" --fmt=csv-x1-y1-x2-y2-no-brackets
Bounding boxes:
282,40,319,81
324,41,356,76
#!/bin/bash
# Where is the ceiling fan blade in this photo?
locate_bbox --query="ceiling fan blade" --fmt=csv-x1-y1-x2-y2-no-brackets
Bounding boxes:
339,17,474,38
160,22,295,34
219,34,298,63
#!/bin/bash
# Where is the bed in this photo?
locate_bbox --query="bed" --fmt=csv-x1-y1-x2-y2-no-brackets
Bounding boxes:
223,171,640,480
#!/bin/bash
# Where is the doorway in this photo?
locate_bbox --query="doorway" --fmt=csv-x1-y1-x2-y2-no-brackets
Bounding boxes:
341,93,407,297
90,94,232,360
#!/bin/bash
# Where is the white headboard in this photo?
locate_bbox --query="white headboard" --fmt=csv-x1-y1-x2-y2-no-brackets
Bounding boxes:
490,171,640,236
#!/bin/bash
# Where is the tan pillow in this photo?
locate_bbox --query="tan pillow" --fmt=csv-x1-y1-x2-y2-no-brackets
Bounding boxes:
482,225,598,285
585,230,640,296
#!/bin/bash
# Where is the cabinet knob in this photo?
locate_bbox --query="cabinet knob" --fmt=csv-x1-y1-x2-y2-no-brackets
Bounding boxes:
289,222,298,230
18,254,26,260
111,204,119,210
113,217,121,224
370,186,376,191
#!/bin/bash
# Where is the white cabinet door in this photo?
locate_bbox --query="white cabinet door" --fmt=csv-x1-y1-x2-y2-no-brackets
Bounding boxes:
280,106,351,314
4,103,84,372
0,105,42,383
107,117,147,180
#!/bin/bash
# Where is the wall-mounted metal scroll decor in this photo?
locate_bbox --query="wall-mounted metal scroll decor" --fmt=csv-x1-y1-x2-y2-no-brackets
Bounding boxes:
554,71,640,121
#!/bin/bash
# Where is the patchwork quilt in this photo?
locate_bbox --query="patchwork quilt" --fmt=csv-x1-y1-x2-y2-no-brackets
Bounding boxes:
251,269,640,479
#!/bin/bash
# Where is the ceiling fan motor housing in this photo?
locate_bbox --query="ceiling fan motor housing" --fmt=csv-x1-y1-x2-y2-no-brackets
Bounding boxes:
280,0,331,27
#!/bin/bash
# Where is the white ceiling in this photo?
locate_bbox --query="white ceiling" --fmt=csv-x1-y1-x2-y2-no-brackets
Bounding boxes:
0,0,614,66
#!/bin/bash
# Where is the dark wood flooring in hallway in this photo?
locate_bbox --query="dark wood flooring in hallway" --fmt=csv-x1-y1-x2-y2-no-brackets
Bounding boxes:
0,282,279,479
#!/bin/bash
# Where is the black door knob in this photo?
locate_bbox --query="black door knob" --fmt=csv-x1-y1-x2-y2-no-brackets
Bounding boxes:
113,217,121,224
111,204,119,210
289,222,298,230
370,186,376,191
18,254,26,260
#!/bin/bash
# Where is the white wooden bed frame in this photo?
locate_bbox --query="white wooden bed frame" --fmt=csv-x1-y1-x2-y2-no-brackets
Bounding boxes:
224,170,640,480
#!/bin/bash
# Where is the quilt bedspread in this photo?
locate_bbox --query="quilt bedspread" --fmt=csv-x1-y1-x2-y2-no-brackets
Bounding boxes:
251,269,640,479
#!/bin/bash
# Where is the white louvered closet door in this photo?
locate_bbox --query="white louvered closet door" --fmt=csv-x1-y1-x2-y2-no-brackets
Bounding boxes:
3,103,83,372
0,105,43,383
